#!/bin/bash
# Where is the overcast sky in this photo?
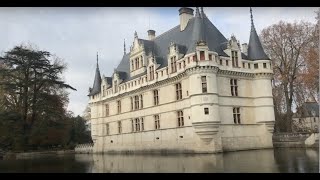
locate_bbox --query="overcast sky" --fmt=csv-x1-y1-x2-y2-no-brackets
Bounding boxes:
0,7,318,116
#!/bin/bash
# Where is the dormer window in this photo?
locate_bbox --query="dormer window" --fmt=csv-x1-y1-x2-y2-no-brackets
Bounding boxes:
171,56,177,73
114,80,118,93
149,65,155,80
231,50,238,67
200,51,205,61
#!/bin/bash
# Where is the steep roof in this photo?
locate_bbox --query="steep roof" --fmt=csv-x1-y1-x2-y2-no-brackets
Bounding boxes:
247,8,270,60
88,61,101,96
113,9,229,83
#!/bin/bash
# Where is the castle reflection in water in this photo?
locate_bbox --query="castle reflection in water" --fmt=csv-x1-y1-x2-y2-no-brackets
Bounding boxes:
75,148,319,173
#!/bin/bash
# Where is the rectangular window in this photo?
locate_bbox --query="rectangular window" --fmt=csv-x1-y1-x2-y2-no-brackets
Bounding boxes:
103,85,106,97
183,60,186,68
220,59,223,65
230,79,238,96
209,54,212,61
248,63,251,69
171,56,177,73
135,118,140,132
131,119,134,132
140,94,143,109
201,76,207,93
141,117,144,131
161,71,163,76
188,57,190,64
114,80,118,93
176,83,182,100
200,51,205,60
226,60,229,66
149,65,154,80
155,115,160,130
105,104,109,116
134,95,139,110
242,62,245,68
118,121,122,134
179,62,181,69
177,111,184,127
153,90,159,106
193,55,196,61
263,63,267,68
106,123,109,135
131,60,134,71
231,51,238,67
270,62,272,69
130,97,133,111
204,108,209,115
117,100,121,114
254,63,258,69
233,107,241,124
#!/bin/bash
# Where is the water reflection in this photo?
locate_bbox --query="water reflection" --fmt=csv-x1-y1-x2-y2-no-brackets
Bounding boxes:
0,148,318,173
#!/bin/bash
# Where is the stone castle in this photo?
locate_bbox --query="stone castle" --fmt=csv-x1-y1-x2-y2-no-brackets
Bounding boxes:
88,7,275,153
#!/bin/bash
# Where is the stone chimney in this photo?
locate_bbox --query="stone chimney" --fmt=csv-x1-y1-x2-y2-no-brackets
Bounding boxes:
147,30,156,41
179,7,194,31
242,43,248,55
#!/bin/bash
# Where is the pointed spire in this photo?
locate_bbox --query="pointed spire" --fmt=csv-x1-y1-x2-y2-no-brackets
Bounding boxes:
88,53,102,96
124,39,126,55
250,7,255,30
195,7,200,18
247,7,269,60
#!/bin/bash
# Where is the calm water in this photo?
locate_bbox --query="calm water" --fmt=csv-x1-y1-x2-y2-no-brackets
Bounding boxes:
0,148,319,173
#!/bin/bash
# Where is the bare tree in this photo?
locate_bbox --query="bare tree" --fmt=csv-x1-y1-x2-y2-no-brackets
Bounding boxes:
261,21,318,132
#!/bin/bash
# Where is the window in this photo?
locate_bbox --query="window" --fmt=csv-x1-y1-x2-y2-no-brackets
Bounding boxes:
204,108,209,115
131,119,134,132
193,55,197,61
149,65,154,80
131,60,134,71
270,62,272,69
155,115,160,129
233,107,241,124
140,56,143,67
135,118,140,132
105,104,109,116
134,95,139,110
106,123,109,135
161,71,163,76
140,94,143,109
176,83,182,100
103,85,106,97
263,63,267,68
183,60,186,68
117,100,121,114
114,80,118,93
153,90,159,106
118,121,122,134
177,111,184,127
166,68,168,75
230,79,238,96
226,60,229,66
188,57,190,64
242,62,245,68
248,63,251,69
231,50,238,67
200,51,205,60
141,118,144,131
130,97,133,111
171,56,177,73
314,118,316,122
179,62,181,69
254,63,258,69
209,54,212,60
220,59,223,65
201,76,207,93
156,72,158,79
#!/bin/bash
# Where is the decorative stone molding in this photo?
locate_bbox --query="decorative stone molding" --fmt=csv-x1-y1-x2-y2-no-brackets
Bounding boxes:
254,72,273,79
185,65,219,75
192,121,221,144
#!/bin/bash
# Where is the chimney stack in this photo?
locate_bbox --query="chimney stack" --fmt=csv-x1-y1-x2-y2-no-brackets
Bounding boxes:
242,43,248,55
179,7,194,31
147,30,156,41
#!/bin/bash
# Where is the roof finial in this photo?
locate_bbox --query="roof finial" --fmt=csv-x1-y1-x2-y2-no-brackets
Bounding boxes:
195,7,200,17
124,39,126,55
97,52,99,66
250,7,255,30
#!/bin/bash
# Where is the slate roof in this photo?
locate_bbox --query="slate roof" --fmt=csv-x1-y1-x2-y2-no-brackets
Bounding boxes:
88,63,101,96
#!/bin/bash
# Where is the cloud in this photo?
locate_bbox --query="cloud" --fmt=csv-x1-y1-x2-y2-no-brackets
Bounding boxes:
0,7,317,116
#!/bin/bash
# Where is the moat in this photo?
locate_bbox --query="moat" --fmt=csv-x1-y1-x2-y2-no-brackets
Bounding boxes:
0,148,318,173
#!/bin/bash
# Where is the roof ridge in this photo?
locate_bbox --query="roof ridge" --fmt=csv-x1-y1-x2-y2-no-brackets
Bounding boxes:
154,24,180,40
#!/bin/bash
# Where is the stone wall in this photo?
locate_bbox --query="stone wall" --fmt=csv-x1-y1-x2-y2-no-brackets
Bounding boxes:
273,133,319,148
75,143,94,154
